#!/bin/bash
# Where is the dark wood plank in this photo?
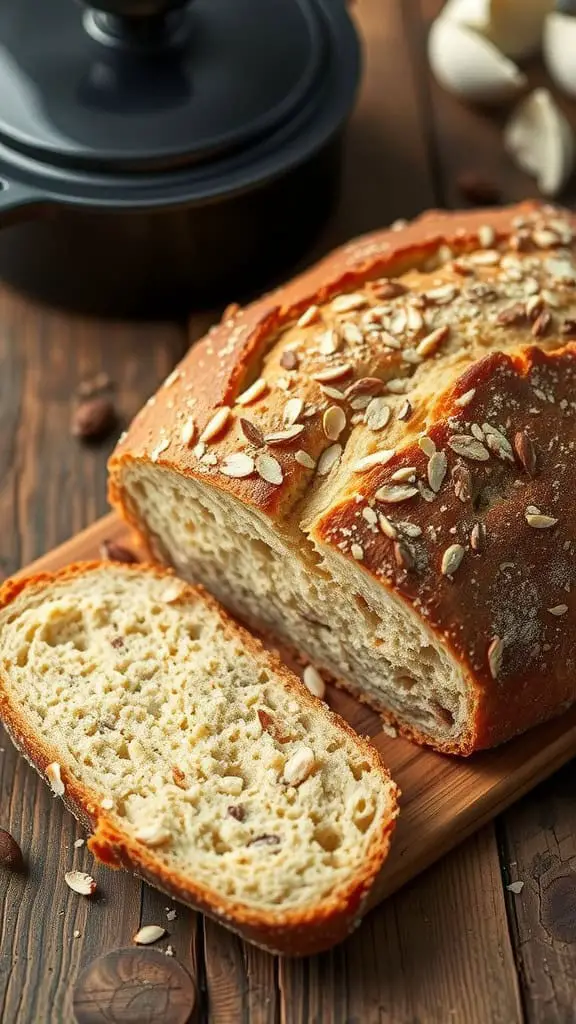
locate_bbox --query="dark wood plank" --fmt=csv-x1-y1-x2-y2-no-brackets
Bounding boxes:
0,288,190,1021
278,827,522,1024
202,918,278,1024
499,762,576,1024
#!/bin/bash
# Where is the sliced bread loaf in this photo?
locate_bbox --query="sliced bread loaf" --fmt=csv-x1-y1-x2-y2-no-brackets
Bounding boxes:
0,561,399,955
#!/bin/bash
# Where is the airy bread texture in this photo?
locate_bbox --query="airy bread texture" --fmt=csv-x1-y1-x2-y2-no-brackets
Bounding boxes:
110,202,576,754
0,562,398,955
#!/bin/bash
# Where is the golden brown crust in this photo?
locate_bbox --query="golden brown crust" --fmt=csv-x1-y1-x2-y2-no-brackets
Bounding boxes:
109,201,576,754
0,561,399,957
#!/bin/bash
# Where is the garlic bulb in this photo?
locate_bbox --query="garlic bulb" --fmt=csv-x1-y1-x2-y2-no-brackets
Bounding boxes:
504,88,575,197
428,17,526,105
440,0,553,60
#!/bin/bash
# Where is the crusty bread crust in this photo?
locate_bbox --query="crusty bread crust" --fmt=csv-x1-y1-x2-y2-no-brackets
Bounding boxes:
109,202,576,753
0,561,399,956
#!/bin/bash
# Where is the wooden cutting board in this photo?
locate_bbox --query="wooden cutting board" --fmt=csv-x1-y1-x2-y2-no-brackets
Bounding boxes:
15,512,576,912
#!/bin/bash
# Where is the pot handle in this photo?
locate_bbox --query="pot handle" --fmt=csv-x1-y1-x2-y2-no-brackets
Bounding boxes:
0,180,48,227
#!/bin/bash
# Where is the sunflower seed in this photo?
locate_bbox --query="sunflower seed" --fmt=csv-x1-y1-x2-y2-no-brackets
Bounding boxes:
418,435,436,457
378,514,397,538
452,463,473,502
354,449,396,472
514,431,537,476
319,329,342,356
375,484,418,503
470,522,486,552
321,385,347,401
407,307,424,332
424,284,458,304
65,871,96,896
46,762,65,797
297,305,320,328
391,466,417,482
200,407,231,442
525,512,558,529
532,311,552,338
386,378,411,394
323,406,346,440
373,280,407,300
151,438,170,462
180,418,196,445
256,453,283,485
469,250,500,266
532,229,559,249
380,331,403,350
312,363,352,383
331,292,367,313
427,451,447,493
341,321,363,345
283,397,304,426
398,399,412,421
221,453,255,478
365,397,391,431
295,449,316,469
487,636,504,678
416,325,450,358
394,541,415,571
237,379,268,405
548,604,568,616
317,444,342,476
265,425,305,445
496,303,526,327
303,665,326,699
283,746,316,786
240,418,264,447
448,435,490,461
441,544,465,576
478,224,495,248
345,377,383,399
134,925,166,945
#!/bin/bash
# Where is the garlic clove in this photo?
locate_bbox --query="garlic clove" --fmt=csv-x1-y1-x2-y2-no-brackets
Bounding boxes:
504,88,575,197
488,0,554,60
439,0,553,60
543,12,576,101
428,17,527,105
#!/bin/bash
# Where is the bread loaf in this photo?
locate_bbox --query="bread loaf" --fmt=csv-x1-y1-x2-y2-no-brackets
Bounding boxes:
0,561,398,955
109,201,576,754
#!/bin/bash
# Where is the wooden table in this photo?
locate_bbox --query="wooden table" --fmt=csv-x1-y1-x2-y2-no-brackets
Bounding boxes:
1,2,575,1021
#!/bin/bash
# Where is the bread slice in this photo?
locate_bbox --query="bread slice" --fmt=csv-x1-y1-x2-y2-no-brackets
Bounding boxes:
0,561,398,955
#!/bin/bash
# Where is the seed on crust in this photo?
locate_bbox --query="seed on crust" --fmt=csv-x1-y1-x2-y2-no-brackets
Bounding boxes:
469,249,500,266
398,399,412,421
394,540,415,571
345,377,383,400
354,449,396,472
341,321,364,345
548,604,568,616
151,438,170,462
373,280,407,300
478,224,495,248
323,406,346,441
532,311,552,338
65,870,96,896
470,522,486,552
454,388,476,409
380,331,403,350
312,363,352,383
240,418,264,447
427,451,447,493
378,514,397,539
365,398,391,431
280,349,300,371
180,418,196,446
496,303,526,327
221,453,255,478
283,747,315,786
350,543,364,561
297,305,320,328
452,463,473,502
418,435,436,457
256,453,283,485
416,325,450,358
283,397,304,426
525,511,558,529
295,449,316,469
237,379,268,406
391,466,416,483
514,431,537,476
448,435,490,461
424,284,459,304
441,544,465,576
264,425,305,445
200,406,231,442
331,292,367,313
487,636,504,679
319,328,342,356
375,484,418,503
317,444,342,476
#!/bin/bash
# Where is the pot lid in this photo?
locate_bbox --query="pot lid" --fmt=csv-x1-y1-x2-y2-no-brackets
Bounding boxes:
0,0,360,209
0,0,332,173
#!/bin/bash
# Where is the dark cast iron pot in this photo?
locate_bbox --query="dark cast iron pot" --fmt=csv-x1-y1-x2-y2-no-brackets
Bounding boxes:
0,0,360,316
